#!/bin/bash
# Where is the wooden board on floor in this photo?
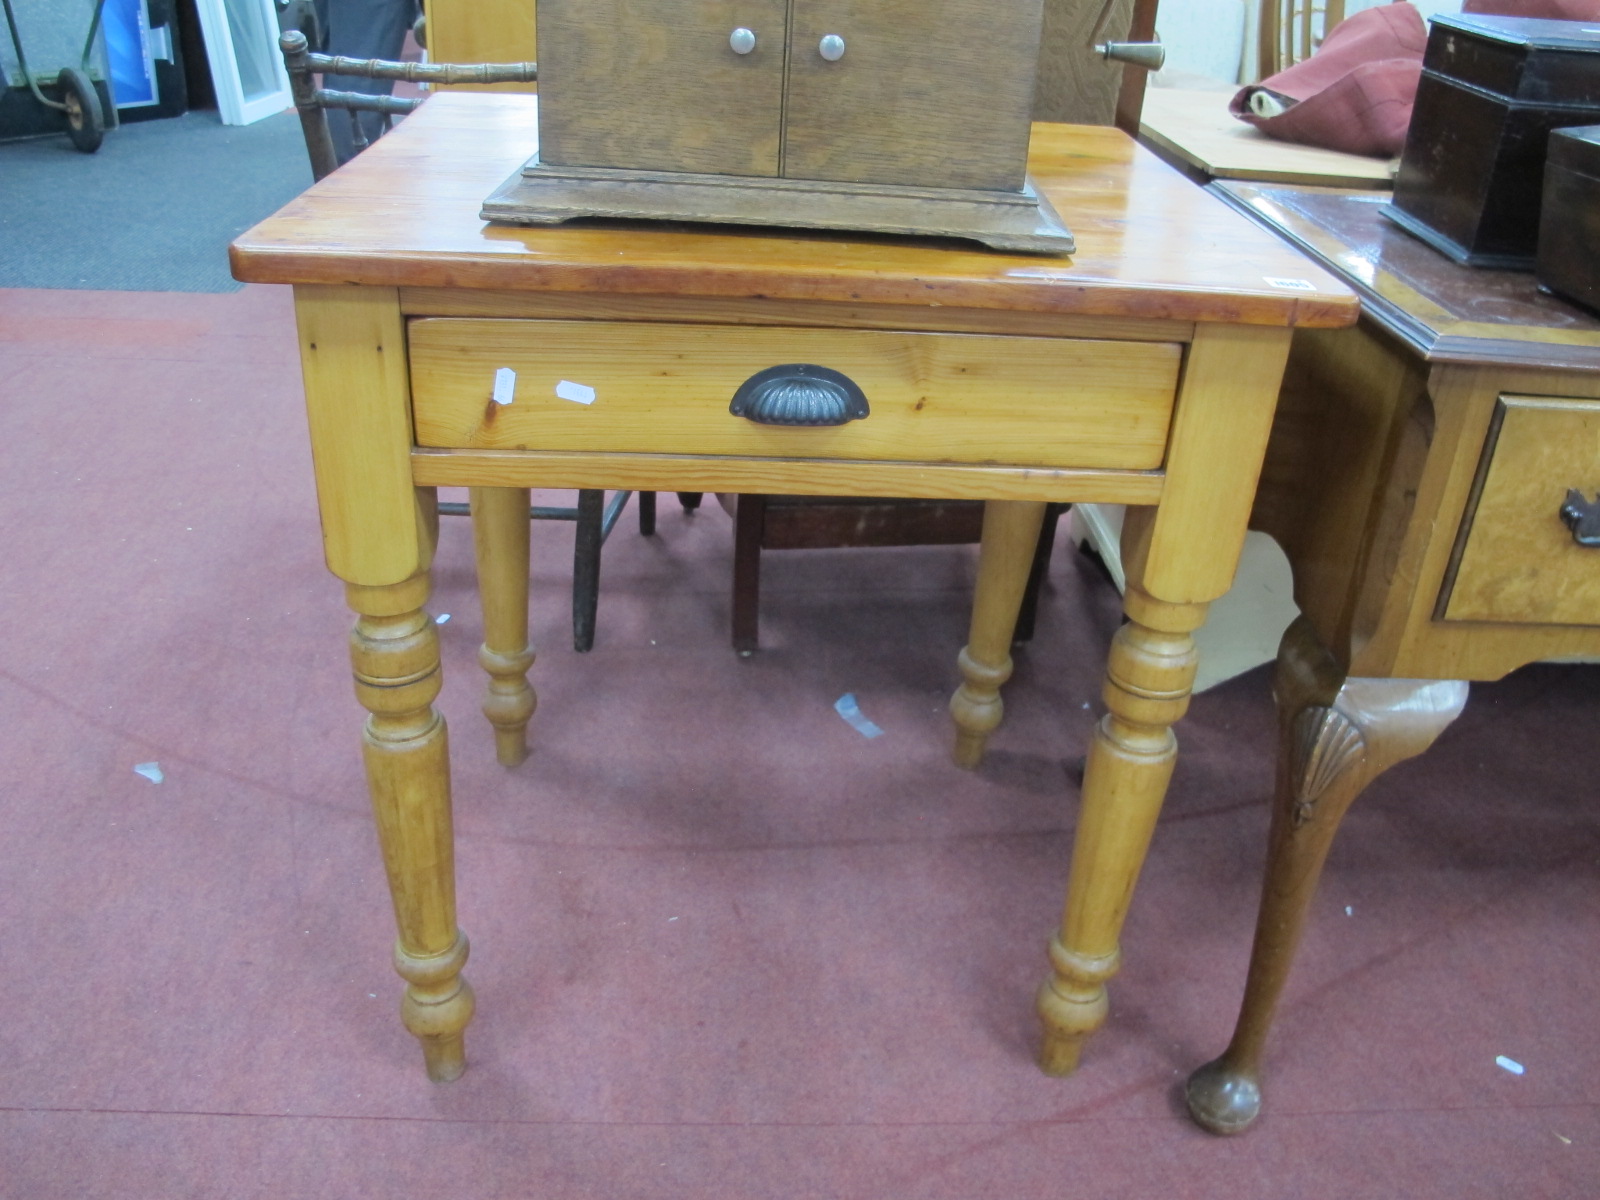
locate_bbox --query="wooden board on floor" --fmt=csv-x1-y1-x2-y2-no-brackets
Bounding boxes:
1139,87,1399,189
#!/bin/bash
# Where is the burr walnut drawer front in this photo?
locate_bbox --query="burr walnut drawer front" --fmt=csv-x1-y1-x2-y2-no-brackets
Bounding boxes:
406,319,1182,471
1442,395,1600,626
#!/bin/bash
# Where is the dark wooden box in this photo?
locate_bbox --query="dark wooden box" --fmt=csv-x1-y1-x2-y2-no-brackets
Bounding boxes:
1537,125,1600,312
1387,15,1600,268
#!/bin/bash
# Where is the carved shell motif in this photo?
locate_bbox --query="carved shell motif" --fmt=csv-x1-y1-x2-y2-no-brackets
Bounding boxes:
1288,705,1365,827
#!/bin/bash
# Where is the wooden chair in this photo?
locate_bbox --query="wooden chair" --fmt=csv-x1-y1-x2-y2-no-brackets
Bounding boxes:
278,29,683,651
1259,0,1346,79
722,0,1159,656
724,495,1067,656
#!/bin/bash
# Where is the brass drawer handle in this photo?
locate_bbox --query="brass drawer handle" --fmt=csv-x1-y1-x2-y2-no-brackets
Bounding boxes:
729,364,869,427
1560,489,1600,547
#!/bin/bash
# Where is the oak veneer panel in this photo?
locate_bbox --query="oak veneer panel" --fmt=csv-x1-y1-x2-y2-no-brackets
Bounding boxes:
1443,396,1600,626
407,318,1181,469
781,0,1042,190
536,0,787,177
230,94,1357,330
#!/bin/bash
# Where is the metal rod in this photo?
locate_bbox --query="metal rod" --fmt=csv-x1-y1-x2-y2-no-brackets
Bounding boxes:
2,0,63,110
436,501,584,521
78,0,107,72
599,491,632,540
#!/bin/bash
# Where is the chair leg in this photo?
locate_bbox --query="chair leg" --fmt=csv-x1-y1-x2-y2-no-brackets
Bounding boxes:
638,490,657,536
573,489,605,653
677,492,703,511
732,494,766,656
1015,503,1067,644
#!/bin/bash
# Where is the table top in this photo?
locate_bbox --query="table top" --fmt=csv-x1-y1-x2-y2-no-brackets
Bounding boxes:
1139,88,1400,191
232,92,1356,330
1213,181,1600,371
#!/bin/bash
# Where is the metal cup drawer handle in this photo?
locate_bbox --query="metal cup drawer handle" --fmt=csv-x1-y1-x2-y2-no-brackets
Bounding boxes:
729,364,870,427
1560,488,1600,547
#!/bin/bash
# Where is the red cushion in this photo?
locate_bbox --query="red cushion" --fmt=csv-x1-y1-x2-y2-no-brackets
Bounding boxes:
1247,58,1424,156
1231,2,1428,158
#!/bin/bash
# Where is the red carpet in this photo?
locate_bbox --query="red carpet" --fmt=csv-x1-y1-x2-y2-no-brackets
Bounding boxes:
1,286,1596,1197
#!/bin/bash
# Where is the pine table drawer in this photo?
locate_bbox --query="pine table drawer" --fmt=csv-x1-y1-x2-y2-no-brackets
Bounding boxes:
1443,395,1600,626
407,318,1182,471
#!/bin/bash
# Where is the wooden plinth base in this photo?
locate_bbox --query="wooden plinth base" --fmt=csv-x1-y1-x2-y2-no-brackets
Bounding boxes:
482,158,1076,256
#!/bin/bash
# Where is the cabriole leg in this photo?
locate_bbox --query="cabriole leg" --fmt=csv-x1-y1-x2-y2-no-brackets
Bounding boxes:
1186,618,1467,1133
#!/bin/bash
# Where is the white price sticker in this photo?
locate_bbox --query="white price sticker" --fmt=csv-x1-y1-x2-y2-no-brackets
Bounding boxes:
556,379,597,405
492,367,516,405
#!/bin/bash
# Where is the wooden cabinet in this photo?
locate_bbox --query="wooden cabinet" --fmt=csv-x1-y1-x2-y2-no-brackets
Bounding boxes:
538,0,1039,189
486,0,1072,252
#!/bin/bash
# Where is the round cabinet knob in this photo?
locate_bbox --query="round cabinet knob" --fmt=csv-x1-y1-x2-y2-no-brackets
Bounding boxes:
818,34,845,61
729,27,756,54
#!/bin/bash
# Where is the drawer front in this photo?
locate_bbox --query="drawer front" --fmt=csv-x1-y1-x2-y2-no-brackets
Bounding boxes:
1444,396,1600,626
408,319,1181,471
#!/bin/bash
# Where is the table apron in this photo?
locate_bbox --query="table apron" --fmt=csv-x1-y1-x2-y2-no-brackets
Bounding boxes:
409,447,1167,506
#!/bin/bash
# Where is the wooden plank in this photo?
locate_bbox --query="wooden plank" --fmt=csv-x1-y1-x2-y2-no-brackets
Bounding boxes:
294,285,424,585
1140,89,1400,190
407,318,1181,470
410,448,1167,505
397,287,1197,342
230,93,1359,330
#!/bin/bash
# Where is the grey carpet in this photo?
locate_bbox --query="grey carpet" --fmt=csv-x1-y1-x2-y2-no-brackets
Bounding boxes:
0,108,312,292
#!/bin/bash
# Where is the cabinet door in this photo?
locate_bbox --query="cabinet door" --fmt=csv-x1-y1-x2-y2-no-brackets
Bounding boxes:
782,0,1044,190
537,0,788,177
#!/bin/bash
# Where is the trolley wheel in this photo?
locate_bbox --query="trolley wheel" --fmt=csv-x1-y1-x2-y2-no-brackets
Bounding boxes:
59,68,105,154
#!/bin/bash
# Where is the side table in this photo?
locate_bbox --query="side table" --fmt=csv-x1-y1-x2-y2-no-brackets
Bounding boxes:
1187,182,1600,1133
230,93,1356,1084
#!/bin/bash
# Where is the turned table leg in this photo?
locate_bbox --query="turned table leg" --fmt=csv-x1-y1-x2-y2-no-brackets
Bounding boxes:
950,500,1048,768
471,486,536,767
1185,617,1468,1134
347,570,476,1082
1036,583,1206,1073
